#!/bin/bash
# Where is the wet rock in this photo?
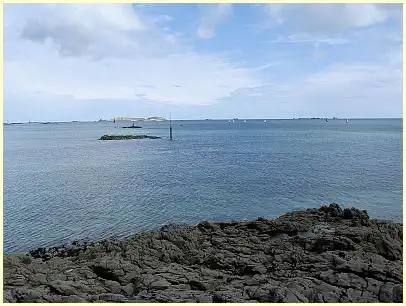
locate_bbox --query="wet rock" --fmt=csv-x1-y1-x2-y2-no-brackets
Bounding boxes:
196,295,213,303
97,293,128,302
61,295,87,302
256,286,286,302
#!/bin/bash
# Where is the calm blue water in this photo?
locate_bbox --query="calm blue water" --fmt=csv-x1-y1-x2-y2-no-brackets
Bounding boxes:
4,119,402,253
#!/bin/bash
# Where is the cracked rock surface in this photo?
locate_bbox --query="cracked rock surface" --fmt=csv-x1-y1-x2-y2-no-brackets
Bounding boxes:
4,204,403,302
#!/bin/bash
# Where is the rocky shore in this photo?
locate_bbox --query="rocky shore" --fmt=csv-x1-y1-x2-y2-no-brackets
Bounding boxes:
4,204,403,302
99,135,160,140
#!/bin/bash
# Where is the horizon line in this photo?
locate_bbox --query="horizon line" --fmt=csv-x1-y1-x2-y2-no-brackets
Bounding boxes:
3,117,403,124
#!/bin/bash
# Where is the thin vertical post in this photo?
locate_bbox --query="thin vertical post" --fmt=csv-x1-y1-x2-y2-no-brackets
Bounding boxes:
169,112,173,140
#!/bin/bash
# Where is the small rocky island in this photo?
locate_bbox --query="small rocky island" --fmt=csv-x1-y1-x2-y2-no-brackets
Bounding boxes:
122,126,142,129
122,122,142,129
99,135,161,140
4,204,402,302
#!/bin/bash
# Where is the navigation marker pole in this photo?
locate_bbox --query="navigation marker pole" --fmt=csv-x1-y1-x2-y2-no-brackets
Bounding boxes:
169,112,173,141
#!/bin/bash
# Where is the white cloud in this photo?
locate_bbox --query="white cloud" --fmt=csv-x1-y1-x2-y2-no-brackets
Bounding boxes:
197,4,233,39
151,14,172,24
235,55,402,118
260,4,401,61
5,51,261,105
4,4,401,121
264,33,350,45
264,4,284,25
17,4,146,58
5,4,262,108
264,4,398,33
252,62,280,71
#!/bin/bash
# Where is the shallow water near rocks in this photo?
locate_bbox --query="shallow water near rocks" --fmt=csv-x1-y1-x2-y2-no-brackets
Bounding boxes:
4,119,402,253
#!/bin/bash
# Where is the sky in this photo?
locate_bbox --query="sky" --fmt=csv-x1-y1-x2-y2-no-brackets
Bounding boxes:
4,3,403,121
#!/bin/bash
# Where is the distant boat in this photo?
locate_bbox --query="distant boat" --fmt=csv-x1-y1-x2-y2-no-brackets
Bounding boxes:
228,120,231,123
264,119,267,123
244,119,247,123
232,119,235,123
325,118,328,122
346,119,349,123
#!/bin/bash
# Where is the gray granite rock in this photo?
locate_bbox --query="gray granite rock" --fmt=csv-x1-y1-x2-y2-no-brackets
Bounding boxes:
4,204,402,302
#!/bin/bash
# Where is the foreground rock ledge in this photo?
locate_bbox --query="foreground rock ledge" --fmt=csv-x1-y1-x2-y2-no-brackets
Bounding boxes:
4,204,403,303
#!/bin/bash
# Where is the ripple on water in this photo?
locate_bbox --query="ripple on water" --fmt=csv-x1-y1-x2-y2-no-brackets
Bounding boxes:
4,119,402,252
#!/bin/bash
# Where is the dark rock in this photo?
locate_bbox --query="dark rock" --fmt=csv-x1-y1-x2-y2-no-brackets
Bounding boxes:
61,295,87,302
196,295,213,302
213,293,242,302
320,203,344,217
121,283,134,296
104,280,121,294
343,207,369,220
4,203,402,303
256,286,286,302
98,293,128,302
189,279,208,291
99,135,160,140
150,279,171,290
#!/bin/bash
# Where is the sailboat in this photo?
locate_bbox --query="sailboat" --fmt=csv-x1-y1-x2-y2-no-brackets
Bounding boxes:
346,119,349,124
264,119,267,124
244,119,247,123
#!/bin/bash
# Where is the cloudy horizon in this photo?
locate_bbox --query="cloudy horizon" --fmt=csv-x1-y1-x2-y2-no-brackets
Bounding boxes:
4,3,403,122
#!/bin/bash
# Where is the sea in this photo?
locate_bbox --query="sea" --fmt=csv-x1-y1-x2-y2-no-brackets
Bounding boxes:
4,119,403,253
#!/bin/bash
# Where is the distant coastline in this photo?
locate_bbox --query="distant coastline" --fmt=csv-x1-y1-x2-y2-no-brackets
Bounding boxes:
3,117,401,125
